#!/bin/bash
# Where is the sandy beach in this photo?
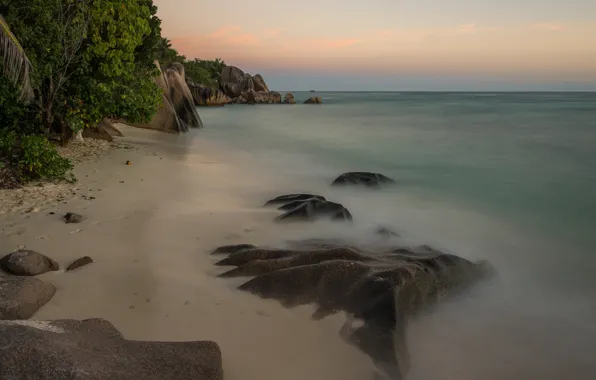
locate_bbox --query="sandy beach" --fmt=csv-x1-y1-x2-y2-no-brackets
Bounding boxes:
0,125,375,380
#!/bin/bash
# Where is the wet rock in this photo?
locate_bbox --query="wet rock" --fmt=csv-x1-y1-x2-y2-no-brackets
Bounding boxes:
0,275,56,319
263,193,326,207
0,250,59,276
66,256,94,272
331,172,396,188
210,244,257,255
264,194,352,222
0,318,223,380
212,242,493,380
275,198,352,222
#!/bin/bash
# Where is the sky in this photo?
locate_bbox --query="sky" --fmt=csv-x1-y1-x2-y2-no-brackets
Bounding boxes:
154,0,596,91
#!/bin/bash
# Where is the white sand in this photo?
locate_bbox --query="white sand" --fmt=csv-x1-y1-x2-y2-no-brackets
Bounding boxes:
0,125,374,380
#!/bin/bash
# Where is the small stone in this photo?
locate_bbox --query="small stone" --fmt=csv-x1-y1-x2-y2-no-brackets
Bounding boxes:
119,181,125,184
129,305,136,310
66,256,93,272
49,212,55,215
184,301,190,305
64,212,83,224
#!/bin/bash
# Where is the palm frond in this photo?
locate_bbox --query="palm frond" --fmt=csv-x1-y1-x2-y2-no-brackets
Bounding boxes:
0,14,34,103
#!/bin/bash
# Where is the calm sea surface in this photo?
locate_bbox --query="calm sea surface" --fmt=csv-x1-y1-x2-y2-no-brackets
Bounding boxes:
196,92,596,379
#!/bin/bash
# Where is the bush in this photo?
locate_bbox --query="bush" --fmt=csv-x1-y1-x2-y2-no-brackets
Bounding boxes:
16,135,75,183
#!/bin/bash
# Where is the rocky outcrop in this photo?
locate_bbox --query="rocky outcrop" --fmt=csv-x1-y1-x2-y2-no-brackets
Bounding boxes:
264,194,352,222
211,241,493,380
238,90,282,104
133,61,203,133
331,172,396,188
0,275,56,319
252,74,269,92
283,92,296,104
1,250,59,276
0,318,223,380
188,82,231,106
304,96,323,104
220,66,283,105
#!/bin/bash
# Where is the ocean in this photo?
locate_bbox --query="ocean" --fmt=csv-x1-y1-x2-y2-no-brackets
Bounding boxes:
196,92,596,379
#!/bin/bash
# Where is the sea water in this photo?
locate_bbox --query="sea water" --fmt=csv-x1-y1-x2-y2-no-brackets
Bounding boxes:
196,92,596,379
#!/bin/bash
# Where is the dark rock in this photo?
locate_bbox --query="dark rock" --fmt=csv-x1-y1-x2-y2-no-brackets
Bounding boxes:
64,212,83,224
210,244,257,255
0,318,223,380
304,96,323,104
263,193,326,207
0,275,56,319
212,242,493,380
331,172,396,188
0,250,60,276
66,256,94,272
275,198,352,222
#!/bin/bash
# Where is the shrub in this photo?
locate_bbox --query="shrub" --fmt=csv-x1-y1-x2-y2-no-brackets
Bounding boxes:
17,135,75,182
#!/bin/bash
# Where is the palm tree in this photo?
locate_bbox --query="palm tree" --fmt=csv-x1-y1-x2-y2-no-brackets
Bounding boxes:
0,14,33,103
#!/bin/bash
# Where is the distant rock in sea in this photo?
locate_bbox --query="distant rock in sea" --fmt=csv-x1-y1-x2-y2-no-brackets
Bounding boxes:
304,96,323,104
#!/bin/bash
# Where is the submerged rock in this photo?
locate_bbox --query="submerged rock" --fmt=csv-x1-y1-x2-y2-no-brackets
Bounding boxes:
264,194,352,222
0,275,56,319
0,318,223,380
211,241,493,380
1,250,59,276
331,172,395,188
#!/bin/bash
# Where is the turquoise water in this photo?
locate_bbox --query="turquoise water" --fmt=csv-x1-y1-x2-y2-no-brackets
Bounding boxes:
196,92,596,379
199,92,596,250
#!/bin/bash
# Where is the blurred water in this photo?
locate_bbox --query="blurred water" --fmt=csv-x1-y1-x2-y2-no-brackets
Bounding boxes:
193,92,596,379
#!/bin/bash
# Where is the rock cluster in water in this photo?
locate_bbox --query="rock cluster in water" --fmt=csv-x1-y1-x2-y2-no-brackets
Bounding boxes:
210,170,493,380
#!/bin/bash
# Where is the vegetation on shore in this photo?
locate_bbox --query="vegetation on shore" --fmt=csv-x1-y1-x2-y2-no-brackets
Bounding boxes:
0,0,226,188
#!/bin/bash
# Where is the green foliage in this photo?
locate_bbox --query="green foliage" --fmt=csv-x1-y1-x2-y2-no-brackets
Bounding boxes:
0,69,27,131
184,58,226,88
17,135,74,182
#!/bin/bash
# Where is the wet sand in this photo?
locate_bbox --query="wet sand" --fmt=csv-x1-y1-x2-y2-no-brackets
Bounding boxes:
0,125,374,380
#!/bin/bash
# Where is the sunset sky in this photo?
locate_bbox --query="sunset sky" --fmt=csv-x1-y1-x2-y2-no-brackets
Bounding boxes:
154,0,596,91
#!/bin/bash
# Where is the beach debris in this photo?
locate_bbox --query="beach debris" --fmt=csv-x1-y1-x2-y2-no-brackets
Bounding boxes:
126,160,132,165
66,256,93,272
264,194,352,222
69,229,82,235
331,172,396,188
0,249,60,276
212,241,494,380
64,212,83,224
0,276,56,320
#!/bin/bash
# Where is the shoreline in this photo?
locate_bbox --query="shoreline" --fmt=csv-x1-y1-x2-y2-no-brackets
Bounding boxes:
0,124,375,380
